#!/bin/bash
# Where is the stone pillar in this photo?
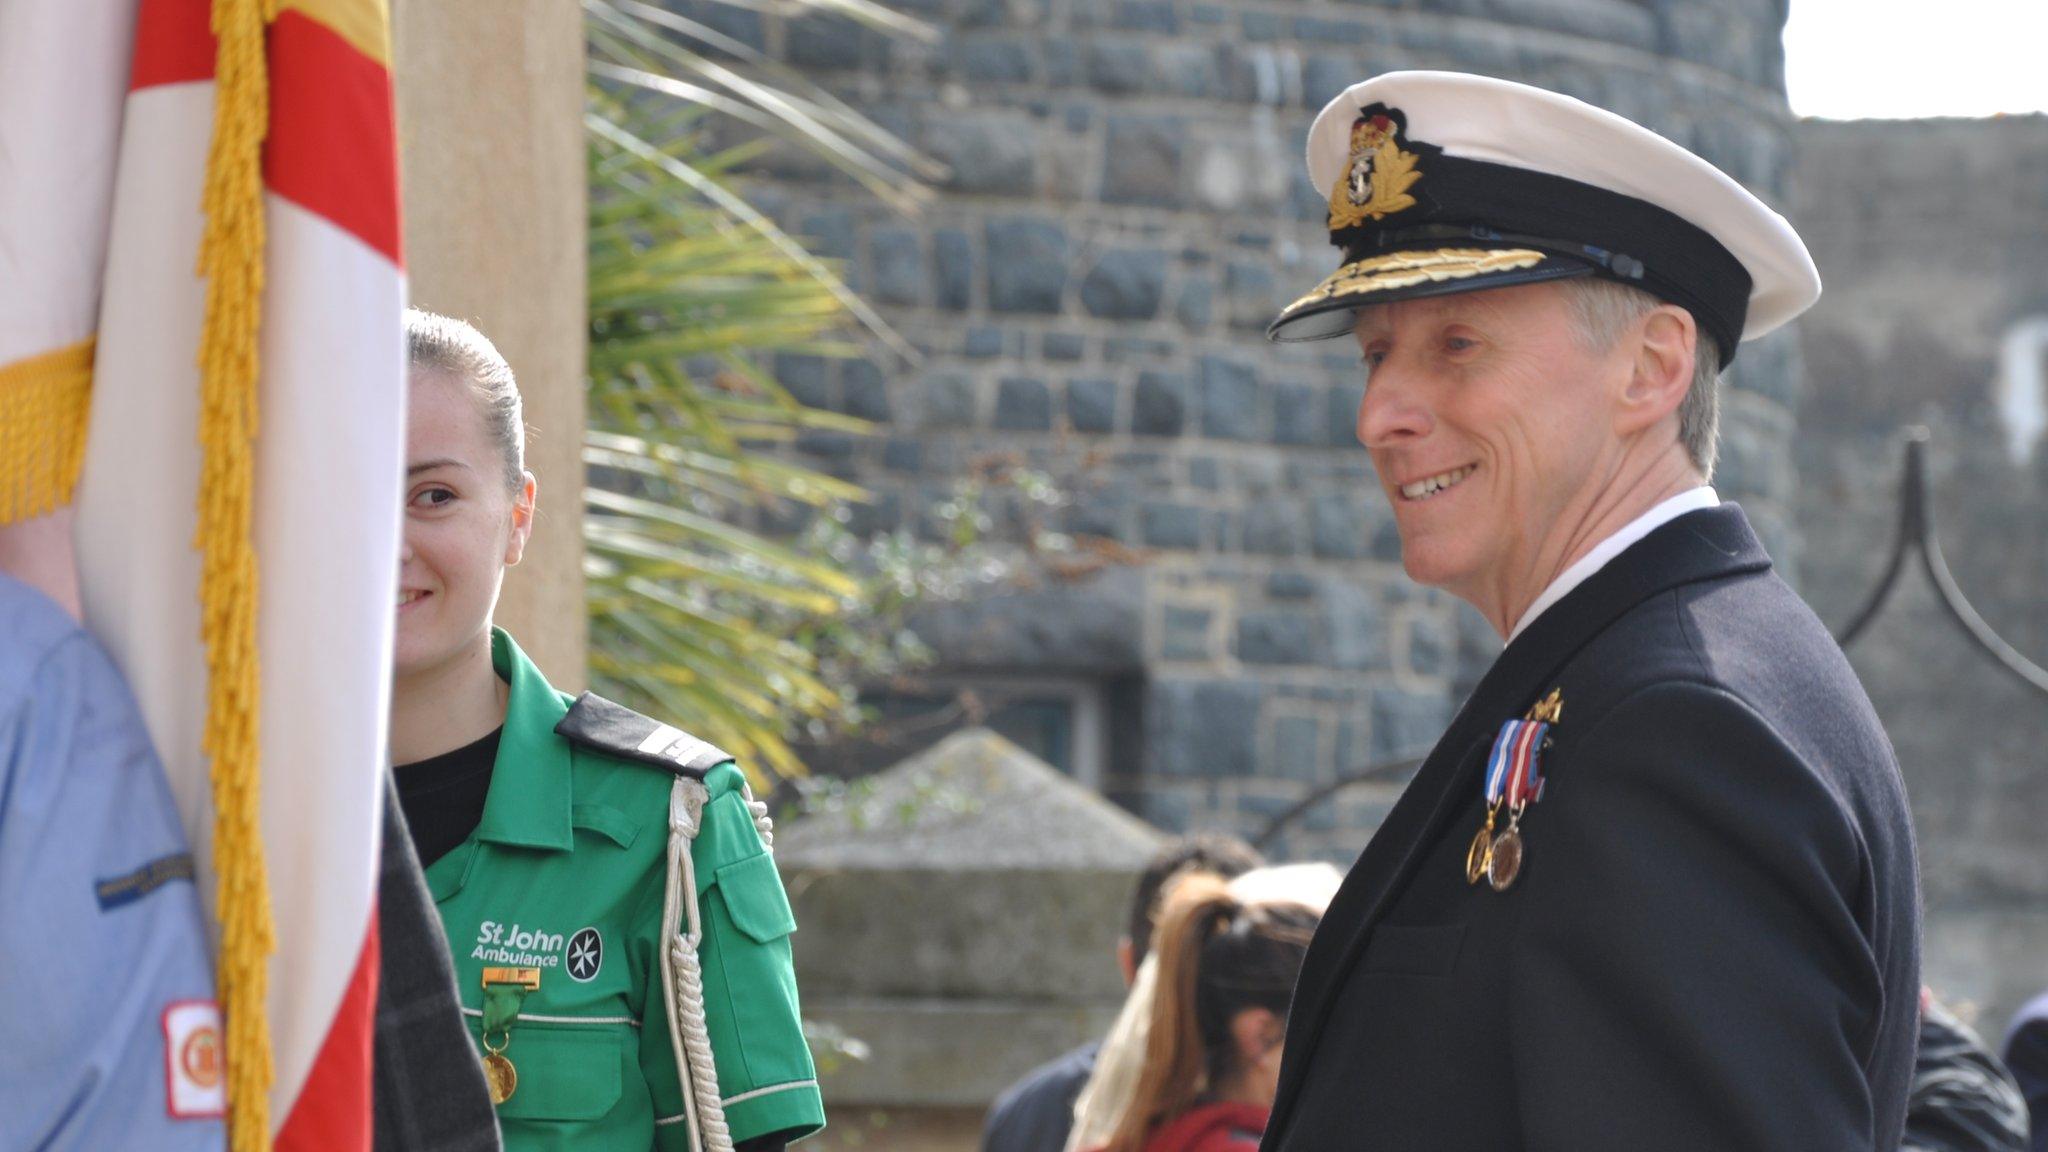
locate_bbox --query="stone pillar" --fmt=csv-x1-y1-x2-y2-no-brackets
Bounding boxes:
393,0,588,687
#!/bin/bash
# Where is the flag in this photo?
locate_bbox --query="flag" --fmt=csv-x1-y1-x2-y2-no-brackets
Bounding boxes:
44,0,405,1147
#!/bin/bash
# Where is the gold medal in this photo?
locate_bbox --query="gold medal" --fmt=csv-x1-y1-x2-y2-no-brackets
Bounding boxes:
483,1051,517,1104
1487,825,1524,892
1465,825,1493,884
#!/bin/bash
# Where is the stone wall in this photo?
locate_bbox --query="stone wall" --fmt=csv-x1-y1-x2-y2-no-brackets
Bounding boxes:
702,0,1810,858
1791,113,2048,1033
721,0,1812,855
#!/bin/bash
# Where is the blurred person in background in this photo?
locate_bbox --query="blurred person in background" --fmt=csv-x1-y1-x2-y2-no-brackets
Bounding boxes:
1905,990,2029,1152
982,832,1265,1152
2004,992,2048,1152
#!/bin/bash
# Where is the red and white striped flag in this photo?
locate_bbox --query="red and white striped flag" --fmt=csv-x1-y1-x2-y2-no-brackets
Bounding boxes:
18,0,407,1147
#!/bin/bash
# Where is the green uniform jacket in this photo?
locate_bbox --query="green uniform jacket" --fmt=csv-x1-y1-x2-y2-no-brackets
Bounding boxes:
425,629,824,1149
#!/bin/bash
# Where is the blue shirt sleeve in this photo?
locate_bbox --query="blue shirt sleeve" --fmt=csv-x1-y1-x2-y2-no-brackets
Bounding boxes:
0,577,224,1151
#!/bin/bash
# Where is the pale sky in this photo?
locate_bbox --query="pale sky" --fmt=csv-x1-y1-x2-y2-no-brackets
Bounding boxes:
1784,0,2048,119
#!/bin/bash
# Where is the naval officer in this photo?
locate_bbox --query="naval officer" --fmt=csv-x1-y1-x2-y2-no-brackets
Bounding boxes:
1258,72,1920,1150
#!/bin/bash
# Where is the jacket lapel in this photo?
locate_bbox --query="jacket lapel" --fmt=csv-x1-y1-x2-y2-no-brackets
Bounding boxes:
1264,505,1772,1144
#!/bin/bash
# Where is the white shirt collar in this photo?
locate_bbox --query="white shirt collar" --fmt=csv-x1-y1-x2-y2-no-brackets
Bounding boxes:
1506,487,1720,643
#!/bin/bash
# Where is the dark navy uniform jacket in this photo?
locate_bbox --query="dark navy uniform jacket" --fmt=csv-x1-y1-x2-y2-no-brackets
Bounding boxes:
1263,505,1921,1152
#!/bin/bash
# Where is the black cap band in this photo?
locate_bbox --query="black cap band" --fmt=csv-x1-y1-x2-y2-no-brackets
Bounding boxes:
1330,151,1752,365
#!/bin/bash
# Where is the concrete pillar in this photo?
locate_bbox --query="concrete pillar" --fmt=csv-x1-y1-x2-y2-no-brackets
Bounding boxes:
393,0,588,688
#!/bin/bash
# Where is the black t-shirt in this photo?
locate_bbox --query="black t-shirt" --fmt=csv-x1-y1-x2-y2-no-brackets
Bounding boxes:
393,728,500,867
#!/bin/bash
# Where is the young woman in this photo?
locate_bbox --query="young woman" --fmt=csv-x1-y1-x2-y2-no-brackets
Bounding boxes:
391,309,822,1151
1080,866,1331,1152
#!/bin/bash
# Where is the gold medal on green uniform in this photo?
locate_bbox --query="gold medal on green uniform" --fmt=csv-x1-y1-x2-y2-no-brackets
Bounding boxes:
480,967,541,1105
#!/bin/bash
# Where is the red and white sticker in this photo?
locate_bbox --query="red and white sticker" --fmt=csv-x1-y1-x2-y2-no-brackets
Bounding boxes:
162,1000,226,1119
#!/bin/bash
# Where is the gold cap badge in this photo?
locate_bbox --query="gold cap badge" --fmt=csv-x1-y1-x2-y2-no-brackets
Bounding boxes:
1327,111,1422,229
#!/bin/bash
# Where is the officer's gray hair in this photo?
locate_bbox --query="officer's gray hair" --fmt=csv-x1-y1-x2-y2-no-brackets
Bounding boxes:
404,308,526,491
1556,278,1721,478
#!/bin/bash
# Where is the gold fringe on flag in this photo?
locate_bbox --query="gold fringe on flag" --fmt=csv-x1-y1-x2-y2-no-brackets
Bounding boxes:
0,340,94,527
199,1,277,1148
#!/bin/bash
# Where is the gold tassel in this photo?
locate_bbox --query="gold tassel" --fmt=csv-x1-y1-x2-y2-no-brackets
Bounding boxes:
0,340,94,527
198,2,277,1148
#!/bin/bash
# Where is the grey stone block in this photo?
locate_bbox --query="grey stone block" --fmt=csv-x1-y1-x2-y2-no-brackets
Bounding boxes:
1273,715,1323,782
1199,355,1261,440
869,227,924,307
881,437,923,474
1242,10,1284,39
1371,517,1405,562
926,115,1038,195
1160,605,1213,662
1302,54,1360,110
1114,0,1179,32
1406,611,1453,680
965,325,1005,358
921,371,979,429
799,207,856,261
1187,456,1222,492
1133,372,1189,436
1242,499,1305,556
786,13,865,69
1104,336,1175,364
1272,380,1321,445
1311,493,1371,560
1176,276,1214,329
1149,680,1262,777
908,567,1146,672
1103,117,1183,208
797,430,859,459
845,490,902,536
773,353,831,409
1322,579,1388,671
1267,570,1317,600
1081,249,1167,320
1066,377,1117,433
986,217,1068,314
994,377,1053,431
1327,380,1364,446
1141,501,1204,550
1372,687,1452,760
1086,38,1153,95
1043,332,1087,362
1238,609,1321,665
934,229,973,311
841,360,892,421
956,34,1035,83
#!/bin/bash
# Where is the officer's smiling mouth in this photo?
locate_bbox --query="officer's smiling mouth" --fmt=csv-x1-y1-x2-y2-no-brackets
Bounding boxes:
1397,463,1477,502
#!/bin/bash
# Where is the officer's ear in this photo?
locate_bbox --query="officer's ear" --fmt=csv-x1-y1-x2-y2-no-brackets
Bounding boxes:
504,471,537,567
1615,304,1695,441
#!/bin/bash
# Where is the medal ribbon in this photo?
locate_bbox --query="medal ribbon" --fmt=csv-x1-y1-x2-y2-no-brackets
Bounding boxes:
1504,720,1549,808
1483,721,1522,806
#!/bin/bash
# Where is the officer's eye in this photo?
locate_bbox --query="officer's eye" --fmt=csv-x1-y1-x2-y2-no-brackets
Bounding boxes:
1360,348,1388,371
1444,335,1477,354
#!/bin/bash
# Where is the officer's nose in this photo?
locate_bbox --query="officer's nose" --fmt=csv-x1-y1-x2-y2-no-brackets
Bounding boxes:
1357,347,1434,449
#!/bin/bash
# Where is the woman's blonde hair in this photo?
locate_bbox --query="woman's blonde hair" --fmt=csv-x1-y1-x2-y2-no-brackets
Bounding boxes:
1100,873,1319,1152
404,308,525,490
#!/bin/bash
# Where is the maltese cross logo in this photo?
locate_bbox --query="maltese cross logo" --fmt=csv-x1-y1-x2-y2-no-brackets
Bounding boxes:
566,927,603,982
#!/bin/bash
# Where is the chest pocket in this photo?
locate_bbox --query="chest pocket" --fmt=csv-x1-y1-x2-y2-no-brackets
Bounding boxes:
494,1028,625,1122
1361,923,1466,978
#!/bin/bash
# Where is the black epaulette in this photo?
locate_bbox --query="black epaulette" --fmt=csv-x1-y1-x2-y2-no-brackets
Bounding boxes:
554,692,733,779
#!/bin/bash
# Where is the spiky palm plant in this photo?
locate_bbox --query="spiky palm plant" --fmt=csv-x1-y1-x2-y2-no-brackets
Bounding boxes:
583,0,939,781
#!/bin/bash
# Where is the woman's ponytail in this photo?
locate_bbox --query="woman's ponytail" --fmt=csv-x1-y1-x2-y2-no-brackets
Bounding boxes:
1102,874,1240,1152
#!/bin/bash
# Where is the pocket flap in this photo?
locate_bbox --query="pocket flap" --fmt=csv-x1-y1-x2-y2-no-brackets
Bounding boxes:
491,1028,625,1122
712,852,797,943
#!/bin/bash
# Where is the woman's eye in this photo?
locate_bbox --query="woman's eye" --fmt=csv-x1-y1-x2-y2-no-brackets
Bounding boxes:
410,487,454,509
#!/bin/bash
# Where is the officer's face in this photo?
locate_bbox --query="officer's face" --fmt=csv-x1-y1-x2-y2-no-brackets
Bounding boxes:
395,370,535,680
1351,283,1630,612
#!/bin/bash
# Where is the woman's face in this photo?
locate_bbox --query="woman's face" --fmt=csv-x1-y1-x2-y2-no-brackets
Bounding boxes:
395,368,533,681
